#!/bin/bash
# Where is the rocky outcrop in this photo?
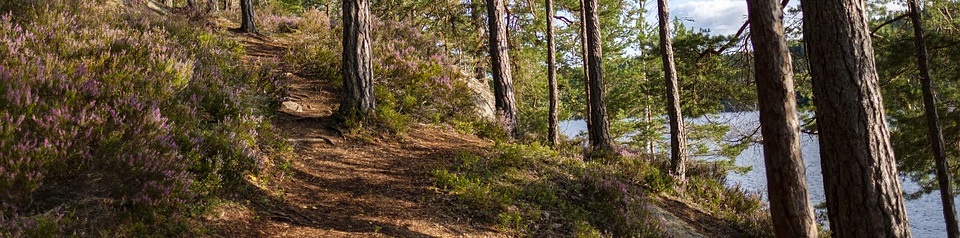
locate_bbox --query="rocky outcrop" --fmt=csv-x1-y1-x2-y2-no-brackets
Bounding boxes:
460,71,496,121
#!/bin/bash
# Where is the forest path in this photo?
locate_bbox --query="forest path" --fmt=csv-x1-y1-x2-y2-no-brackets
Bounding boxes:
203,18,742,238
203,25,504,238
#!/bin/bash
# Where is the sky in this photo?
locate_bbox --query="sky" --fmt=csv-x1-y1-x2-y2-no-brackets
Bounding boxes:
668,0,755,35
656,0,906,36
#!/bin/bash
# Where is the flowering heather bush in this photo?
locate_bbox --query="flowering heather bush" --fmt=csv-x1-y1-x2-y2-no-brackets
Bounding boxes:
578,169,664,237
218,0,303,33
286,9,477,130
0,0,283,235
263,14,301,33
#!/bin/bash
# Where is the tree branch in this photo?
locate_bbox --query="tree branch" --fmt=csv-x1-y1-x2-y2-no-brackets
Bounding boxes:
553,15,575,26
696,0,790,61
696,21,749,60
870,13,910,36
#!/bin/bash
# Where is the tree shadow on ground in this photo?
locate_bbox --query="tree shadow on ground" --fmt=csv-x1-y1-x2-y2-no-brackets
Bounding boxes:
212,177,436,238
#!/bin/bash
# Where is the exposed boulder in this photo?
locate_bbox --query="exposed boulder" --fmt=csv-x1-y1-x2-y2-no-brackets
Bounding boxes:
281,101,304,113
460,72,495,121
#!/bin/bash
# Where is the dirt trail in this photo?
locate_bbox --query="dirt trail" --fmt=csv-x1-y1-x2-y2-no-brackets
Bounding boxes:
204,21,744,238
204,29,503,237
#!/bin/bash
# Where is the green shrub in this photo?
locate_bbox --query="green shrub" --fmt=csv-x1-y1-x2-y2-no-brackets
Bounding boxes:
432,144,665,237
285,8,480,136
671,170,773,237
577,168,663,236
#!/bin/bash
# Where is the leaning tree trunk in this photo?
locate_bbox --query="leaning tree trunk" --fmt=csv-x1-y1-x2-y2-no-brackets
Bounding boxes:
546,0,559,147
485,0,519,136
746,0,818,236
801,1,912,237
583,0,615,153
656,0,687,179
908,0,960,237
339,0,376,120
239,0,257,33
579,0,593,144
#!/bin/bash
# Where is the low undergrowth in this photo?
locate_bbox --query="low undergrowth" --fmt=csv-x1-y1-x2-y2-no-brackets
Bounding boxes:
433,140,776,237
0,1,287,236
432,143,665,237
673,174,773,237
618,156,774,237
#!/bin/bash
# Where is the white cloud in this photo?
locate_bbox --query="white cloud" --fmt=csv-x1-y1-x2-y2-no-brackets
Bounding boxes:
670,0,748,35
643,0,903,36
883,2,906,12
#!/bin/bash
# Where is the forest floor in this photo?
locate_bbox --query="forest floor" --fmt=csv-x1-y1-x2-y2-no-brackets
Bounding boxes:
201,18,743,238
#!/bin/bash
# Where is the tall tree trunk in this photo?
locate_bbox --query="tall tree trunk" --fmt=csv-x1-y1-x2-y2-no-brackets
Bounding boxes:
339,0,376,120
239,0,257,33
579,0,593,145
546,0,559,146
583,0,615,153
639,33,653,157
909,1,960,237
486,0,519,136
801,1,911,237
656,0,686,179
644,73,654,157
470,0,487,83
746,0,818,236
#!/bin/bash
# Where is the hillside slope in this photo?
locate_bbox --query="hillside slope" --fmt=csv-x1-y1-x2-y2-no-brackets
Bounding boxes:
204,17,744,238
205,22,503,237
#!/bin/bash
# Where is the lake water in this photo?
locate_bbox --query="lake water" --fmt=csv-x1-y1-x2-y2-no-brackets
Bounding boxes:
560,111,958,237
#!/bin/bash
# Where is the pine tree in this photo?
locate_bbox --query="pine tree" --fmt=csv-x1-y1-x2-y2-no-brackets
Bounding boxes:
339,0,376,120
802,1,911,236
747,0,817,235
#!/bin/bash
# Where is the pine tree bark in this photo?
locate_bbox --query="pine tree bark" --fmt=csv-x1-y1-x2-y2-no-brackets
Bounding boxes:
746,0,818,236
546,0,559,147
801,1,912,237
239,0,257,33
339,0,376,120
578,0,593,144
485,0,519,136
583,0,615,153
656,0,686,179
908,1,960,237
